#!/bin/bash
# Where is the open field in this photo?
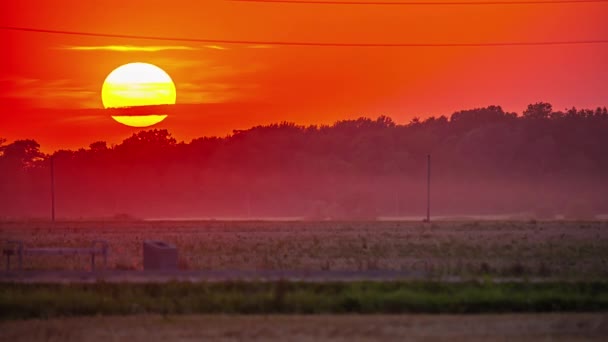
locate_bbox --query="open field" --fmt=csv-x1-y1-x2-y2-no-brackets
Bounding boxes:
2,221,607,339
1,220,607,278
2,314,607,341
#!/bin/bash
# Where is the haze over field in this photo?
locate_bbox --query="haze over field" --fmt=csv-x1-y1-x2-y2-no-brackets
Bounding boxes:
1,103,606,220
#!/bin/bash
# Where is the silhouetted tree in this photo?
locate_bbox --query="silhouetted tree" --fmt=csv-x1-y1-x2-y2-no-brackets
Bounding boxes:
120,129,176,148
89,141,109,152
0,139,44,168
451,105,516,127
523,102,553,120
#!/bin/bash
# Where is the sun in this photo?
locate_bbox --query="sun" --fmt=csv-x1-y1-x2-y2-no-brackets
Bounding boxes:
101,62,176,127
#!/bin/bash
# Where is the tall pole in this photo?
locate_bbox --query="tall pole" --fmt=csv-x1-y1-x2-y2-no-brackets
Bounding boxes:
426,154,431,223
395,190,399,218
247,191,251,219
50,155,55,222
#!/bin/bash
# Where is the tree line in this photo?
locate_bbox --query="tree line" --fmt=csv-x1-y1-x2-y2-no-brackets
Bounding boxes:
1,103,607,219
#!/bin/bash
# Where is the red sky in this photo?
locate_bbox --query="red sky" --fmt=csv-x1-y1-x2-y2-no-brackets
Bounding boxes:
1,0,607,151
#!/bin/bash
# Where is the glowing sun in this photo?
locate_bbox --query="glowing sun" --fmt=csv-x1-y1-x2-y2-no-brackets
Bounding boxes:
102,62,176,127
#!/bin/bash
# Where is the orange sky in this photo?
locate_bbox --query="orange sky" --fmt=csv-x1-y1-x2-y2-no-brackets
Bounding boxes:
1,0,607,151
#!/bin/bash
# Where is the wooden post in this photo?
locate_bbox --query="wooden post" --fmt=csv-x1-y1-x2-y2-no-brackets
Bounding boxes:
103,249,107,269
426,154,431,223
50,155,55,222
18,246,22,270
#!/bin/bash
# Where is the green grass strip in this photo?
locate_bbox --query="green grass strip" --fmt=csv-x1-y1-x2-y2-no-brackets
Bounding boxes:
1,281,607,319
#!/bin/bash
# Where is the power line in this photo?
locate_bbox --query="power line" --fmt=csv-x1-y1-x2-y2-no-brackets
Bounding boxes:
229,0,608,5
2,26,607,47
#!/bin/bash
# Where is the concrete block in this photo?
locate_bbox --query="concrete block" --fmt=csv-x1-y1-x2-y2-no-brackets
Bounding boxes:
143,240,178,271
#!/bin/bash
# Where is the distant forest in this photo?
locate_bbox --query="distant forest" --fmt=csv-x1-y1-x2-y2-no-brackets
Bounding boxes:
1,103,607,220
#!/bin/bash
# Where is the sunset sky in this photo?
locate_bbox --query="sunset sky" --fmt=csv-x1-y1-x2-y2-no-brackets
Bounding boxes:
1,0,607,151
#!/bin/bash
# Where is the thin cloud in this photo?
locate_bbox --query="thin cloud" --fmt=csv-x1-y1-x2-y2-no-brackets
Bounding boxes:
204,45,228,50
63,45,198,52
247,45,273,49
2,77,99,108
58,115,106,124
177,81,261,104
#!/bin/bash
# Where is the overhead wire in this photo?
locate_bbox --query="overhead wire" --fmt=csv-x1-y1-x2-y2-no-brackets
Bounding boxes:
1,26,607,47
228,0,608,5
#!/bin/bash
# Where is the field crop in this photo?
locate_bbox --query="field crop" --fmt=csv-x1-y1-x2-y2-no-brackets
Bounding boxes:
1,220,607,278
1,281,608,319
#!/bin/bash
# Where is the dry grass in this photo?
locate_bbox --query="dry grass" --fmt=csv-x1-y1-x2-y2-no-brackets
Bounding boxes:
1,220,607,278
1,314,606,341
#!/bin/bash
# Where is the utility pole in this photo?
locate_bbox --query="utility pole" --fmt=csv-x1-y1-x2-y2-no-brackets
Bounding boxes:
426,154,431,223
247,191,251,219
395,190,399,218
50,155,55,222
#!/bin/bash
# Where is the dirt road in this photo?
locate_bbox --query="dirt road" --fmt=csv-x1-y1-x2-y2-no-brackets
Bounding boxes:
0,269,434,283
2,314,606,341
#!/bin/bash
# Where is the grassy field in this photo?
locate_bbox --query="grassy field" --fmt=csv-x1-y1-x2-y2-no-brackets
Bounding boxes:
1,220,607,278
2,221,607,340
1,281,607,319
1,314,606,341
